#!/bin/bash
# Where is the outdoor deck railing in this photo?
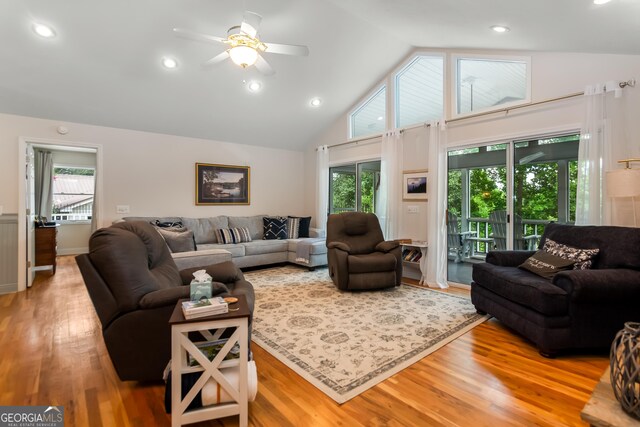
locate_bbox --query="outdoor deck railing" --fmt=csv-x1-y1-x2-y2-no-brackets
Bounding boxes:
465,217,552,256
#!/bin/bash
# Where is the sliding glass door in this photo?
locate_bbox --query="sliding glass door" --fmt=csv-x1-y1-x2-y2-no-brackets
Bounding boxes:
446,133,579,284
329,160,380,214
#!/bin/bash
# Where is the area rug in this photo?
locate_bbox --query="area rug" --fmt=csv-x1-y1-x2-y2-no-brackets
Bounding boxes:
245,266,489,404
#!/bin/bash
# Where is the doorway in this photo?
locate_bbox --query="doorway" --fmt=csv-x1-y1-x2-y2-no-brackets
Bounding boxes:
446,133,579,284
17,138,102,291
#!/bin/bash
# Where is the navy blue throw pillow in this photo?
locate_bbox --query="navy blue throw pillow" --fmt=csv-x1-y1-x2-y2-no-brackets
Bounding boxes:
263,217,288,240
288,216,312,238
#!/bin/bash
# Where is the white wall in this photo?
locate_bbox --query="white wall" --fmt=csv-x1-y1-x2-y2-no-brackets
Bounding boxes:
0,113,306,226
305,50,640,240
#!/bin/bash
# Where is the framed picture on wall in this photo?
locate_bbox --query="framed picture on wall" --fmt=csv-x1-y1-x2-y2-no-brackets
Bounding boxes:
402,169,428,201
196,163,250,205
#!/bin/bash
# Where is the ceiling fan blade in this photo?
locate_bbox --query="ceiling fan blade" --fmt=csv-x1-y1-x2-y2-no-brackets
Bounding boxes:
203,50,230,67
240,11,262,38
264,42,309,56
173,28,226,44
255,54,275,76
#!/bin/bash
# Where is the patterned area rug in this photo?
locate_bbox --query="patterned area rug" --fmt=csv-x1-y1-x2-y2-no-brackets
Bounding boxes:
245,266,489,404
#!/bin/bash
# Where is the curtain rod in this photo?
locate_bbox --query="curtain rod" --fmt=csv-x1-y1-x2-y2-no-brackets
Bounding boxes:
316,79,636,152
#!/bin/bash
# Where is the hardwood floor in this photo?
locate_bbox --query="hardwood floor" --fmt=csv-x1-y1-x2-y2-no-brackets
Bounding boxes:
0,256,608,426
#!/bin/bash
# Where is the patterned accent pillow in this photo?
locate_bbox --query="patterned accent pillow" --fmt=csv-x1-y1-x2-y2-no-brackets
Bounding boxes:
542,238,600,270
263,217,288,240
287,217,300,239
288,216,312,237
214,227,252,244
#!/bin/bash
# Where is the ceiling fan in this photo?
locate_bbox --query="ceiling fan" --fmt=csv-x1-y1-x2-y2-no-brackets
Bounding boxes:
174,11,309,76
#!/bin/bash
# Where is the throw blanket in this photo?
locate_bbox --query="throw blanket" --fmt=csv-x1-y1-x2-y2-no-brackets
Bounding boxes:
295,238,325,264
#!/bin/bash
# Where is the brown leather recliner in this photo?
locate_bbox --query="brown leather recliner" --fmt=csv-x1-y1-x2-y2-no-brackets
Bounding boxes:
326,212,402,290
75,221,254,381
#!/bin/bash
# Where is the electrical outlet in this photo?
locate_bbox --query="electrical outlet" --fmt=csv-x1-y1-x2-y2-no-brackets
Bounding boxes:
116,205,130,214
407,205,419,214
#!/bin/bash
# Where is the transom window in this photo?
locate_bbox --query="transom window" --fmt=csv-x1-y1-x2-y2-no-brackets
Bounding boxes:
454,55,530,117
350,86,386,138
395,55,444,127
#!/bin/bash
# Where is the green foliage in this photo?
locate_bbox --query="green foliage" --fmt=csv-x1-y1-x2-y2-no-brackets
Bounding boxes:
449,161,577,224
330,170,377,213
360,171,375,213
447,170,462,217
331,172,356,212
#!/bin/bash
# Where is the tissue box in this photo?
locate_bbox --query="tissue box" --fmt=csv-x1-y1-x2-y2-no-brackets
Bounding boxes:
190,280,212,301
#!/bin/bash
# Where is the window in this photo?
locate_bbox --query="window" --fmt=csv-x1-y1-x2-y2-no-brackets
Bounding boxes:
51,167,95,222
454,55,530,117
350,86,386,138
395,55,444,127
329,161,380,214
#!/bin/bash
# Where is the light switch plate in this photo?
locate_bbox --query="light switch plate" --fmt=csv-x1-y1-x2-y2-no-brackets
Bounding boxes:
407,205,419,213
116,205,130,214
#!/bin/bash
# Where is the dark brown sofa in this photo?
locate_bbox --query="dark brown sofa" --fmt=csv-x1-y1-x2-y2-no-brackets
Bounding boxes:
326,212,402,290
76,221,254,381
471,223,640,356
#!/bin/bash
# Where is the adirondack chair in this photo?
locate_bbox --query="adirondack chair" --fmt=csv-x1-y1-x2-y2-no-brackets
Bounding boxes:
447,212,476,262
488,210,540,250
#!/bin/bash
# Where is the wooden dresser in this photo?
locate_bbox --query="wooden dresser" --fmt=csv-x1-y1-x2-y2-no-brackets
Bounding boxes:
35,225,58,274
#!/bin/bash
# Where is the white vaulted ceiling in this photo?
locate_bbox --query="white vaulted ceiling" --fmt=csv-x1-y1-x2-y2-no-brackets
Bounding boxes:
0,0,638,150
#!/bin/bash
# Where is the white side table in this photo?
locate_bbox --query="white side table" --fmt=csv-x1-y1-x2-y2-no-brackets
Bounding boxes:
402,242,428,285
169,296,250,427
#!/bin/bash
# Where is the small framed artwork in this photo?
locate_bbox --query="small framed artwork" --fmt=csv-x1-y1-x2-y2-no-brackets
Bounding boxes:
196,163,250,205
402,169,428,201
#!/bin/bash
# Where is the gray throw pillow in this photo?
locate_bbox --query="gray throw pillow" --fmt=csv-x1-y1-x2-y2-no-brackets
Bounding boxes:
154,226,196,253
519,250,576,279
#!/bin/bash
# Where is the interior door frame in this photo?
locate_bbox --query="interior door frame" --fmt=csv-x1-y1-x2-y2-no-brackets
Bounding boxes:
17,137,103,292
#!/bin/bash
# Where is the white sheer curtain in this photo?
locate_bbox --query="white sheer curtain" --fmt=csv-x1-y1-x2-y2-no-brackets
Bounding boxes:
377,130,403,239
426,121,448,289
576,82,617,225
316,145,330,232
34,149,53,221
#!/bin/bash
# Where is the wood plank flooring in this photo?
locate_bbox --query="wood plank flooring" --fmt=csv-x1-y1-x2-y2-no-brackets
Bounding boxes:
0,256,608,426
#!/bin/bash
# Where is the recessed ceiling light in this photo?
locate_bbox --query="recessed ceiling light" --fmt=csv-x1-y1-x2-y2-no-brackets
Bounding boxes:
247,81,262,92
310,97,322,107
491,25,510,33
593,0,611,4
162,57,178,69
377,116,383,121
33,23,55,38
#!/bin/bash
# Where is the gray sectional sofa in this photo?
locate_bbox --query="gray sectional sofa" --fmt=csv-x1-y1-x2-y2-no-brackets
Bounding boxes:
121,215,328,270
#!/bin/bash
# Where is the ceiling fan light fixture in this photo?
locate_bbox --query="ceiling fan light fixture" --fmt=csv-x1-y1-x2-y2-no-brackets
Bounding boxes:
229,45,258,68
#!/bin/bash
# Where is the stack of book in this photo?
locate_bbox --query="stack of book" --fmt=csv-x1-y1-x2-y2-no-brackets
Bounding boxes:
182,297,228,319
402,248,423,262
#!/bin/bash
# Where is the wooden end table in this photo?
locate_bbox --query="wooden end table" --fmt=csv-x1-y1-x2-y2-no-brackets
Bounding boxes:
581,366,640,427
169,295,251,427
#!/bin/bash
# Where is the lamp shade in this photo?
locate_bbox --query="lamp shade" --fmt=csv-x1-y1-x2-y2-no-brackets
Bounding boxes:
229,46,258,68
606,168,640,197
